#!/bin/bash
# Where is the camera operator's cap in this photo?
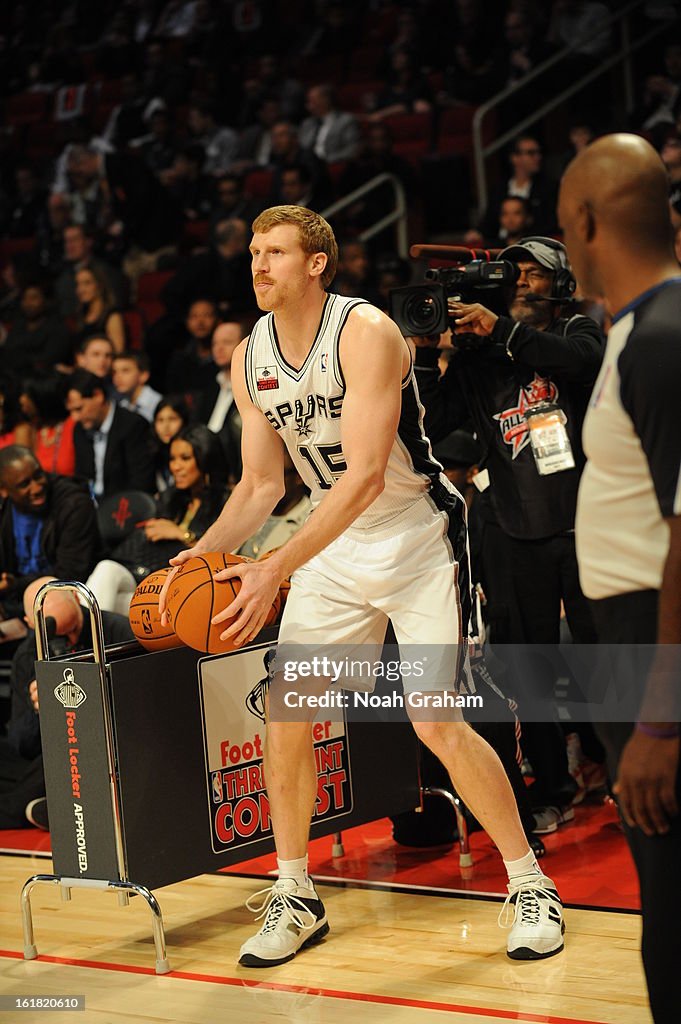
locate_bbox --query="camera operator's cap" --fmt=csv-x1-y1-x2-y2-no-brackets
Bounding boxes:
499,237,569,272
434,430,481,469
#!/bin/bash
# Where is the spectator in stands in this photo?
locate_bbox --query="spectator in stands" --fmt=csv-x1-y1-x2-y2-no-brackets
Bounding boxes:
159,144,214,221
503,7,555,89
36,194,71,270
1,577,132,831
269,121,330,208
3,164,47,239
19,374,75,477
337,123,414,238
87,424,227,614
273,164,324,211
233,97,282,172
73,265,126,354
75,335,115,381
495,195,534,246
3,282,72,378
209,174,262,232
155,0,200,39
140,36,190,107
54,224,129,319
151,394,190,493
0,446,101,621
331,240,383,306
195,321,243,482
65,145,181,283
165,298,219,397
547,1,612,59
0,377,33,451
112,351,162,422
239,53,304,127
370,48,433,119
187,102,238,177
132,106,178,178
67,369,155,499
162,219,252,318
480,135,558,240
237,451,311,560
636,39,681,146
100,72,152,150
298,84,360,163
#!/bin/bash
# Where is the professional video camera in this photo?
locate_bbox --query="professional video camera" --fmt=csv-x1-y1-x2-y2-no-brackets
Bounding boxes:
389,246,519,337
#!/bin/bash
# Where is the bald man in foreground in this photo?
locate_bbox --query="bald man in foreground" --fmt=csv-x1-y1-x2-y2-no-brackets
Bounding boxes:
559,133,681,1023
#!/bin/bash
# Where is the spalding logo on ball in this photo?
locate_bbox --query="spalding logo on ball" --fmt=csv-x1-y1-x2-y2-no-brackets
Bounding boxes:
129,567,185,652
166,551,281,655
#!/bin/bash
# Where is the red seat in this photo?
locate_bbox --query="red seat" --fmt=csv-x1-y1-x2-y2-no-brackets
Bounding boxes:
382,111,434,143
182,219,210,251
24,122,59,161
122,309,146,351
0,237,37,263
137,271,175,303
6,92,50,126
392,139,430,167
245,168,273,200
338,81,382,114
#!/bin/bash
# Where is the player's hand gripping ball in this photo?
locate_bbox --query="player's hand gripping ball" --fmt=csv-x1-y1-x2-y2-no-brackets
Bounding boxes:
165,552,281,654
258,547,291,610
129,567,185,651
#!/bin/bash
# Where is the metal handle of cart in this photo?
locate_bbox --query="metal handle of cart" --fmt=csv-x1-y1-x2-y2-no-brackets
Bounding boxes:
22,580,171,974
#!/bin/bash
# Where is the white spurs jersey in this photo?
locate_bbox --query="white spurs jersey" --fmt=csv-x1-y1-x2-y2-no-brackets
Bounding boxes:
244,293,443,534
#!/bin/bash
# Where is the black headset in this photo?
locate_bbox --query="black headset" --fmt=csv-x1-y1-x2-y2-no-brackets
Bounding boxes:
515,236,576,302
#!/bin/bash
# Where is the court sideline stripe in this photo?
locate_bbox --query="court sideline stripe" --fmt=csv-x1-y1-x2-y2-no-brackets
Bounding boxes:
0,949,611,1024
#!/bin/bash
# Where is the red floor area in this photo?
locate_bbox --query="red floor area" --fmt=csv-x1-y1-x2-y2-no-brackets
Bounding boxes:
0,795,639,912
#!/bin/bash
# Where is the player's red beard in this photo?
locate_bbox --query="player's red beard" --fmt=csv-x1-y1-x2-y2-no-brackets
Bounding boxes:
253,275,279,310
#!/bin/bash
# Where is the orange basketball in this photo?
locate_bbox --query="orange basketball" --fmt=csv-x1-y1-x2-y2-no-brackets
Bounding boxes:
165,552,279,654
129,567,185,652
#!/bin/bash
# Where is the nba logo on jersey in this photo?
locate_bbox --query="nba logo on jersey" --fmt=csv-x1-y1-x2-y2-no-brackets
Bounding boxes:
256,366,279,391
212,771,223,803
320,352,328,372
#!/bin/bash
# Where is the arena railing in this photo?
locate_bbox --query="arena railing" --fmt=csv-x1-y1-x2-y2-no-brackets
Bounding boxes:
472,0,679,222
321,172,408,257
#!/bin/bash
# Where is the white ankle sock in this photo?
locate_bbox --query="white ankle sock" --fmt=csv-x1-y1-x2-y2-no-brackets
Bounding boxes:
504,849,542,885
277,855,310,888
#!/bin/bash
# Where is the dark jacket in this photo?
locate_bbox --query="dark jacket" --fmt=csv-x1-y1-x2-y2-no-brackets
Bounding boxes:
73,403,156,499
415,312,604,540
8,610,134,760
0,475,102,617
195,380,243,480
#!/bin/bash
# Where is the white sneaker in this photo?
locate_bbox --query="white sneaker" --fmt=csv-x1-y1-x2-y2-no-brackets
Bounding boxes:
500,874,565,960
239,878,329,967
532,805,575,835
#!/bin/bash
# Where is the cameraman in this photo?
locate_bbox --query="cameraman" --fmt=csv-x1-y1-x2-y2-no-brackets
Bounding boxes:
413,237,604,829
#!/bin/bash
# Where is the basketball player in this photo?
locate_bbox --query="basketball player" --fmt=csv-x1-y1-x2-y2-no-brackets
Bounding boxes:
159,206,565,967
559,134,681,1023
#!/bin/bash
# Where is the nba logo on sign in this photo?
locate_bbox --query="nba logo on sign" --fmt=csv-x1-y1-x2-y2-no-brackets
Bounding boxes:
212,771,223,803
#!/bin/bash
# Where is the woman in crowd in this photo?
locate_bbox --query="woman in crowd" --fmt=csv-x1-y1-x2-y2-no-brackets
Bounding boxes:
87,424,227,614
20,373,75,477
151,394,190,493
74,265,126,354
0,375,32,450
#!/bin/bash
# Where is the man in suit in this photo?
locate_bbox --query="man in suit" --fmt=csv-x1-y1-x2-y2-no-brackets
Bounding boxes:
195,320,243,482
298,84,360,163
67,369,155,500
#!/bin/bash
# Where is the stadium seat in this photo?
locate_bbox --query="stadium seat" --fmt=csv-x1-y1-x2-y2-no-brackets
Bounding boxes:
122,309,146,351
6,91,50,126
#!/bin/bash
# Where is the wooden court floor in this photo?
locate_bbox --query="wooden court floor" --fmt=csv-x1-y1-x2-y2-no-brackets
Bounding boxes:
0,854,651,1024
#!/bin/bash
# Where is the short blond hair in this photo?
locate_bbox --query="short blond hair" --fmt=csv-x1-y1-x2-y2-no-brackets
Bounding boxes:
252,205,338,287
